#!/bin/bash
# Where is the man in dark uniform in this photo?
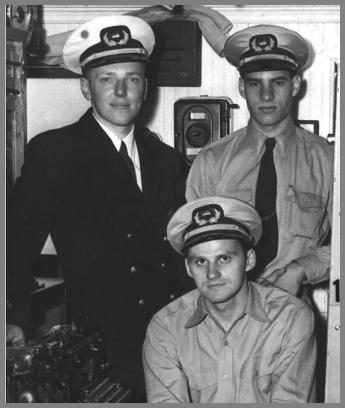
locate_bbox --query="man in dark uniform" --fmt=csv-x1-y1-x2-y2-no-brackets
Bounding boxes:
7,15,188,398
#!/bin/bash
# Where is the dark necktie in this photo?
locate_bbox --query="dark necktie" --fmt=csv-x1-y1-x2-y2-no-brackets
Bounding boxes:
254,138,278,272
119,141,136,181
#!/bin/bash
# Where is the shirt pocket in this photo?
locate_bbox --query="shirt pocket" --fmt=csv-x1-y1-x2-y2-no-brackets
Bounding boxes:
183,364,217,403
238,356,274,402
285,186,325,238
185,365,217,390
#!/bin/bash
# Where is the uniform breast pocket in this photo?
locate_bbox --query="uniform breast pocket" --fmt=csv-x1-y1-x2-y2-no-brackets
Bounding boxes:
184,364,217,391
285,187,325,238
238,356,274,402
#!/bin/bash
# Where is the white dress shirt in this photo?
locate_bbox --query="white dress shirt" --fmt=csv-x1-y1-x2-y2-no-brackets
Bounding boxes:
93,113,142,191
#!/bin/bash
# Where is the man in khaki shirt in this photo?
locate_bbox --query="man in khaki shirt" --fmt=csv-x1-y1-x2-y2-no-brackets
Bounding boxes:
143,196,316,403
186,25,333,297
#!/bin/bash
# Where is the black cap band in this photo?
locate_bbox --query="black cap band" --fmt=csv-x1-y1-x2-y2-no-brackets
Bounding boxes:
80,24,149,73
239,58,298,76
181,204,254,253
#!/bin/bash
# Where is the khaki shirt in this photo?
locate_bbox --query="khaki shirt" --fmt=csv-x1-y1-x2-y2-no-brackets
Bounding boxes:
143,282,316,403
186,120,334,284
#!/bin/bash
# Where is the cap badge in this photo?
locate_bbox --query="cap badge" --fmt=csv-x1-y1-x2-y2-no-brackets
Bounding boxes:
250,34,277,54
101,26,131,47
193,204,222,227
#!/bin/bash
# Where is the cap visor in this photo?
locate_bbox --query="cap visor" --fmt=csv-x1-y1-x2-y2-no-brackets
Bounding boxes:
240,59,297,75
82,54,148,72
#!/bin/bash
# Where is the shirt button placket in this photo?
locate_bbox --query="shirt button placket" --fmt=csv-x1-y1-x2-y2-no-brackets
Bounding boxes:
218,335,233,401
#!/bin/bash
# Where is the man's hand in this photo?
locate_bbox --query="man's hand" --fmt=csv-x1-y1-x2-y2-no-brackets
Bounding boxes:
6,324,25,346
260,261,306,296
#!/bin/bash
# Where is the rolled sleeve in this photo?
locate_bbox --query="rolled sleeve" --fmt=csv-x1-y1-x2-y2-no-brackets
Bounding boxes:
294,174,333,285
295,246,331,285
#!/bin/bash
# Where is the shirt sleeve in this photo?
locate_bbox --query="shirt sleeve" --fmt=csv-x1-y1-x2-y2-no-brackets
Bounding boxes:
7,136,64,331
293,168,334,285
270,304,317,403
185,151,209,201
143,316,190,403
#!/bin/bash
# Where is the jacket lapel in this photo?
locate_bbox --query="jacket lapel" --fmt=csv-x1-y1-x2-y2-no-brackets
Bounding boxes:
80,110,143,203
80,112,161,229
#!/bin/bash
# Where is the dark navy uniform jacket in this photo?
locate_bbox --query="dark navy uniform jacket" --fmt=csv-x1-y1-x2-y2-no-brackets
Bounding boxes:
7,108,191,394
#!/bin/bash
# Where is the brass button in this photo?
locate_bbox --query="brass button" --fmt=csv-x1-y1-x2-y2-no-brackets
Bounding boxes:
130,265,137,273
138,299,145,306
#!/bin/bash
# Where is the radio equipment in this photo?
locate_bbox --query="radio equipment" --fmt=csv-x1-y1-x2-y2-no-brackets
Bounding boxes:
6,323,135,403
174,96,238,168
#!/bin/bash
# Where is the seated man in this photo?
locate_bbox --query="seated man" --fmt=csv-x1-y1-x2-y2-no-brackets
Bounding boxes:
143,196,316,403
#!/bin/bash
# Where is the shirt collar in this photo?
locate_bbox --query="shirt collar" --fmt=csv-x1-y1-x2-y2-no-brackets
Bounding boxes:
92,112,135,153
185,282,269,329
122,129,135,158
245,282,270,323
185,296,208,328
246,118,297,156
